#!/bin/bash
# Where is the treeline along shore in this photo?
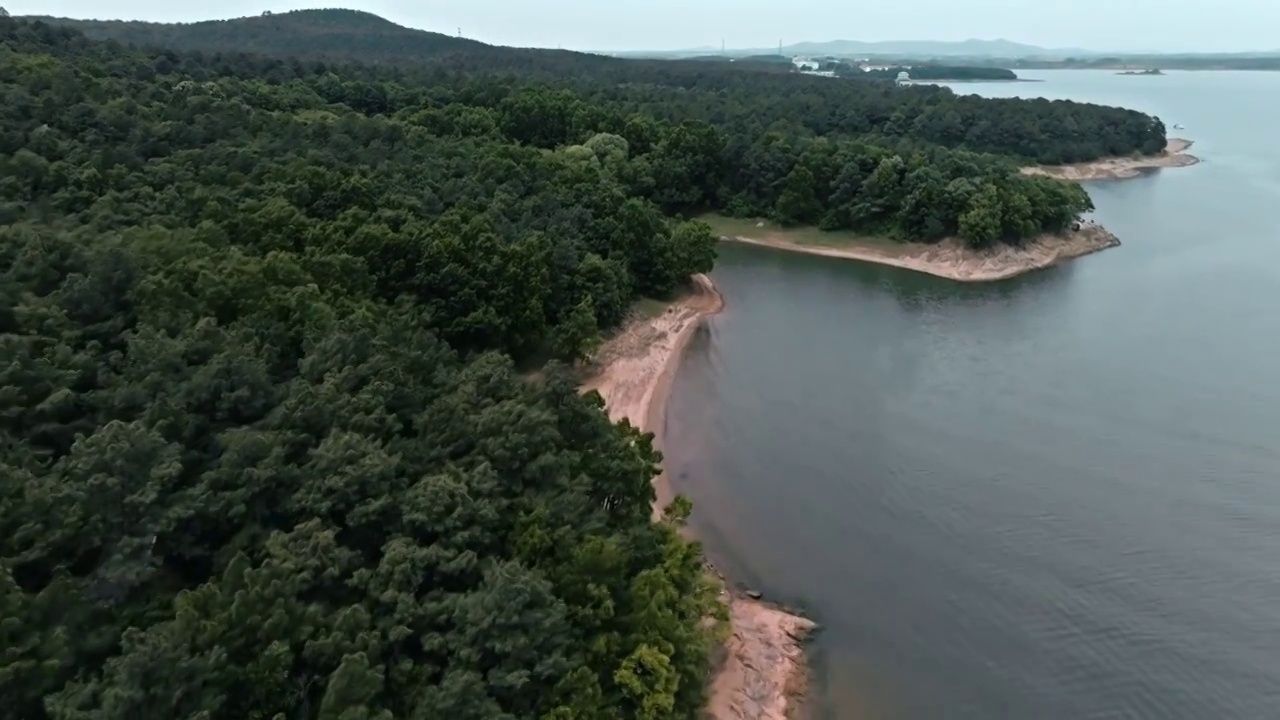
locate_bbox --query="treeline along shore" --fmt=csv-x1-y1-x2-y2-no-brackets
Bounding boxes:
2,9,1183,719
1021,138,1200,181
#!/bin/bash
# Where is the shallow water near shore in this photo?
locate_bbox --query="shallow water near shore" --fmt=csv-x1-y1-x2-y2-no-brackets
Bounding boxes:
663,70,1280,719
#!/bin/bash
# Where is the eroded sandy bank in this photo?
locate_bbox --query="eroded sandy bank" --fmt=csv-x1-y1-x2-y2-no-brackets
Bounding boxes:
580,274,725,521
1020,137,1199,181
723,221,1120,282
580,274,817,720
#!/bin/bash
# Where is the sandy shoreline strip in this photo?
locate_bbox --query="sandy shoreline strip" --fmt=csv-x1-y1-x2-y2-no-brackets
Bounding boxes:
580,274,818,720
1021,137,1199,181
580,274,725,520
722,221,1120,282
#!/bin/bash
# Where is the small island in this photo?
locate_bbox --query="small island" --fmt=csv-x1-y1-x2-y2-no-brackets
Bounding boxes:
1117,68,1164,75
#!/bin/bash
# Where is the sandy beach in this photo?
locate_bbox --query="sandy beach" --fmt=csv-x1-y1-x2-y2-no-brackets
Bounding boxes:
580,274,818,720
1020,137,1200,181
722,221,1120,282
580,274,726,520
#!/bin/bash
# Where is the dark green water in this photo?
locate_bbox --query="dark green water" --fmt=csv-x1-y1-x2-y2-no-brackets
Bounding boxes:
664,71,1280,719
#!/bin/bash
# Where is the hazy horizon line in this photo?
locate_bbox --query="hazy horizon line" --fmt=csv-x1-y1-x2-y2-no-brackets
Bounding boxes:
10,8,1280,57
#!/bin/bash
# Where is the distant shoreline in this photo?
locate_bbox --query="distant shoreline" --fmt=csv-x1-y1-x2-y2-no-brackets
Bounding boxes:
920,77,1044,84
717,222,1121,282
1020,137,1199,181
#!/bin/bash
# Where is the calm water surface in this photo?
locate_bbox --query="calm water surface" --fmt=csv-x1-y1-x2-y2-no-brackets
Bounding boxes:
664,70,1280,719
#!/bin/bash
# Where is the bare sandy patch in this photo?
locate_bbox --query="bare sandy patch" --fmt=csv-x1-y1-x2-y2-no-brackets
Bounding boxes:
580,274,817,720
580,273,724,520
707,597,819,720
723,221,1120,282
1020,137,1199,181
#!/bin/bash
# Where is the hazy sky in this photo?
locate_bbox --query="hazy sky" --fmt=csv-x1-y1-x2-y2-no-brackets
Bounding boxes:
8,0,1279,53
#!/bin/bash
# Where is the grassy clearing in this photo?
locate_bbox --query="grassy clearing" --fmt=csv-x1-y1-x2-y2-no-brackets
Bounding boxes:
695,212,901,251
631,297,672,321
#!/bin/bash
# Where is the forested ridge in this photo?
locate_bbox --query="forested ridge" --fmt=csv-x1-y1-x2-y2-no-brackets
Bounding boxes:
2,10,1162,719
18,9,1163,246
1,16,722,720
35,9,1167,165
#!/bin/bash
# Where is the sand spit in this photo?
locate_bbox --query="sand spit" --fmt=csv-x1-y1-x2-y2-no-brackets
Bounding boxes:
580,273,725,521
1020,138,1199,181
723,221,1120,282
580,274,817,720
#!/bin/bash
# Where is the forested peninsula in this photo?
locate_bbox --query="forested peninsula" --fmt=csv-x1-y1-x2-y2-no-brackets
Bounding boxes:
861,64,1020,81
3,10,1173,720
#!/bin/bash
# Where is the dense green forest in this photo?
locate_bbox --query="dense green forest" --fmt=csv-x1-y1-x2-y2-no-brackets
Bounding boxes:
19,10,1164,245
0,10,1170,719
680,54,793,66
33,9,1167,165
0,16,722,720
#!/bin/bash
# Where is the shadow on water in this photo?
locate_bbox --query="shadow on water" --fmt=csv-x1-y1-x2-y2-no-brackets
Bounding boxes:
673,252,1083,586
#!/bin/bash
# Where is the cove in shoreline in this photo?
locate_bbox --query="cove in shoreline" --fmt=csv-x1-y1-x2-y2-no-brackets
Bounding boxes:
580,275,818,720
717,221,1120,282
1021,137,1200,181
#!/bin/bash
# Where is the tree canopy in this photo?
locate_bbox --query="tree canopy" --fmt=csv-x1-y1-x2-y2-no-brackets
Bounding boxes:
33,8,1168,165
15,11,1105,247
1,16,723,720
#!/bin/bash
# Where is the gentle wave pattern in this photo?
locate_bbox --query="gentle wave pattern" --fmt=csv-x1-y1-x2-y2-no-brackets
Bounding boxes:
662,70,1280,719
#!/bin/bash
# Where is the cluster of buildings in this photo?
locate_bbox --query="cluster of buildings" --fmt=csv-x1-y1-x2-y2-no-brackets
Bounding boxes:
791,59,838,78
790,56,913,83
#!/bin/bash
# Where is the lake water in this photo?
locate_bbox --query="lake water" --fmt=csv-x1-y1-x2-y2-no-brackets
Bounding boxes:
665,70,1280,719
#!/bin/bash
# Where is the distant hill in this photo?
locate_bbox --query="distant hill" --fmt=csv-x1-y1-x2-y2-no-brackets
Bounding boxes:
738,54,794,64
682,54,792,65
779,38,1092,58
23,9,828,78
22,8,500,63
614,38,1096,60
24,9,834,86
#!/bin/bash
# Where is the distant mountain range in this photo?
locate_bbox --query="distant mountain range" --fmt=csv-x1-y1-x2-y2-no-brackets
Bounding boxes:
780,38,1094,58
611,38,1280,61
612,38,1095,60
